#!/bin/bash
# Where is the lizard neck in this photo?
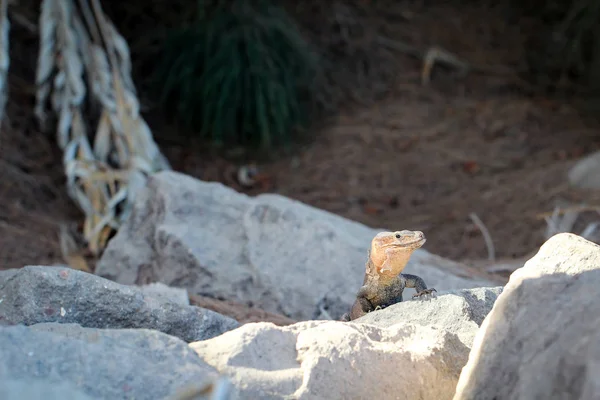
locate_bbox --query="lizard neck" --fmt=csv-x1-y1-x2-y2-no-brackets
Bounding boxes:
365,258,397,286
369,242,415,278
367,245,417,282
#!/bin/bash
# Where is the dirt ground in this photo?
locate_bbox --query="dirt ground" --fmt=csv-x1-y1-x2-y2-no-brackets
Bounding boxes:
168,87,600,264
3,1,600,279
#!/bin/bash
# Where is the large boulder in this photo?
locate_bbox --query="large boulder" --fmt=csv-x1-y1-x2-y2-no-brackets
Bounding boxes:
96,171,500,320
0,266,238,342
188,286,505,399
0,323,221,400
454,233,600,400
190,320,468,400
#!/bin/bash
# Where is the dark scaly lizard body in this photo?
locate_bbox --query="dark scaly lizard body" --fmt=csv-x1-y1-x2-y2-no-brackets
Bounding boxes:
341,230,436,321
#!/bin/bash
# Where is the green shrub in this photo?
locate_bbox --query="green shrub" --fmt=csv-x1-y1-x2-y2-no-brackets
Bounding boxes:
154,0,321,149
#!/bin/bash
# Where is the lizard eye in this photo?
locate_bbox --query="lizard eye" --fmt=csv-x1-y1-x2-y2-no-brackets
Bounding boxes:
395,234,401,239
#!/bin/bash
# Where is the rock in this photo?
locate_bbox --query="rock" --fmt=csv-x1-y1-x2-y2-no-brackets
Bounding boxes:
0,380,96,400
138,281,190,306
454,233,600,400
190,320,469,400
0,323,220,400
0,266,238,342
96,171,500,320
568,150,600,189
355,286,503,348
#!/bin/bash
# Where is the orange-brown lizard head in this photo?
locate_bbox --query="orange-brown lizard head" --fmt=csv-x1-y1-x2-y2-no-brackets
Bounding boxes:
368,230,426,280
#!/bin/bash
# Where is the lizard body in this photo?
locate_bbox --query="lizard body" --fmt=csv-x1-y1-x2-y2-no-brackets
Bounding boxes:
341,230,436,321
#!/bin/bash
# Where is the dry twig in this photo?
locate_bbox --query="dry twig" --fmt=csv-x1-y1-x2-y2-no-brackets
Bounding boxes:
469,212,495,261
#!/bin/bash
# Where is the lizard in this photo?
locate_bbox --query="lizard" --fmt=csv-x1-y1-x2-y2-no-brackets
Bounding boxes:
341,230,436,321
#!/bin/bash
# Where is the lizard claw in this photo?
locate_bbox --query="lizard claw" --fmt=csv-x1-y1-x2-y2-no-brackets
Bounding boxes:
412,288,437,299
373,305,383,311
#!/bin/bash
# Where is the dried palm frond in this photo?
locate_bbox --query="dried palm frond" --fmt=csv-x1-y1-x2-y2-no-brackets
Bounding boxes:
35,0,170,257
59,222,92,273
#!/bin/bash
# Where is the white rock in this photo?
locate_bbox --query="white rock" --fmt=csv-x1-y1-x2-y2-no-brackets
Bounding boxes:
454,233,600,400
191,320,467,400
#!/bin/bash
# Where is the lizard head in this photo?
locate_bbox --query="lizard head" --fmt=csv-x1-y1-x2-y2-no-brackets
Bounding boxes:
369,230,426,279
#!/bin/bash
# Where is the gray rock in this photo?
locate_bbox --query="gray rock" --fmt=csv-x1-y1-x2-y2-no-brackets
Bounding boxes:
0,266,238,342
0,380,96,400
0,323,219,400
454,233,600,400
138,281,190,306
96,171,500,321
355,286,503,348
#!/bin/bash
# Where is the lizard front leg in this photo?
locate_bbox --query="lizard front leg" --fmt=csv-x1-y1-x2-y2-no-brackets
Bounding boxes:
402,273,437,299
342,285,377,321
356,285,376,314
